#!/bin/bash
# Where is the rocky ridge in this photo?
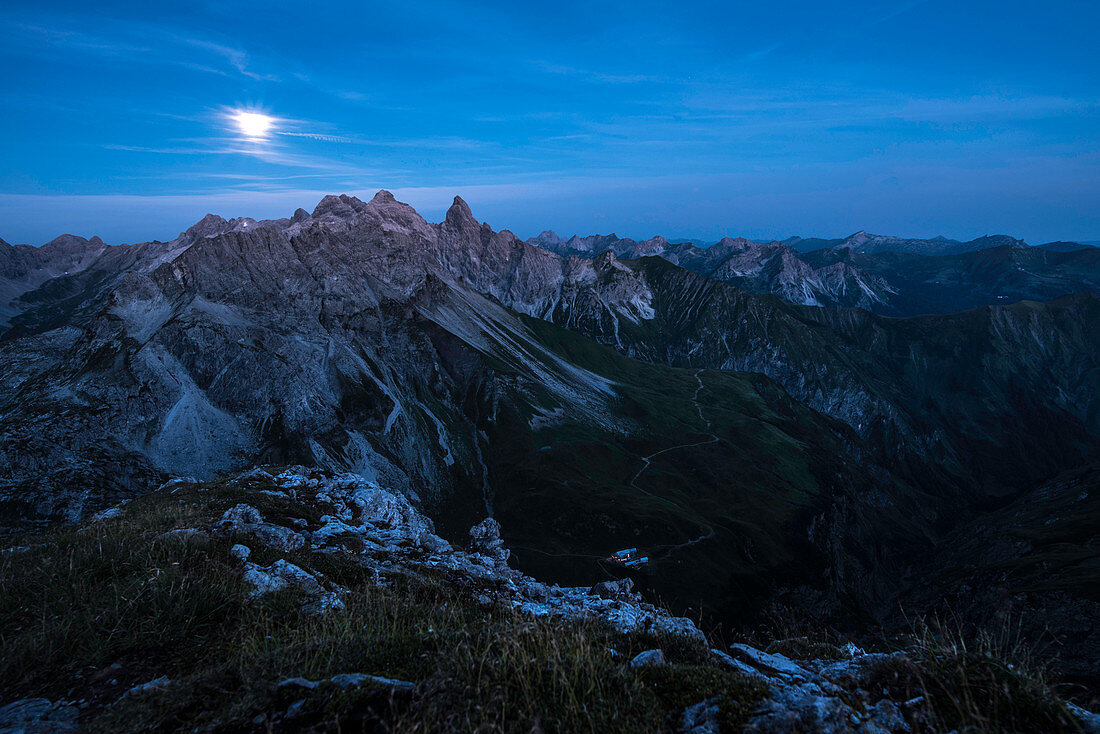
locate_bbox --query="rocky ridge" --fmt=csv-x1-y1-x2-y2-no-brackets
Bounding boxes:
197,466,707,638
2,465,1097,733
529,231,897,310
783,231,1030,256
528,228,1100,316
0,234,109,326
4,192,917,636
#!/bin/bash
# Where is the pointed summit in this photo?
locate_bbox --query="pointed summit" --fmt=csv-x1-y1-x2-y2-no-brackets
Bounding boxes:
364,189,412,216
446,196,476,226
592,249,618,269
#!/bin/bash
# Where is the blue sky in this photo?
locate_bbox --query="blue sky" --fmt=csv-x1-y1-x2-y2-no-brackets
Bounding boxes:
1,0,1097,245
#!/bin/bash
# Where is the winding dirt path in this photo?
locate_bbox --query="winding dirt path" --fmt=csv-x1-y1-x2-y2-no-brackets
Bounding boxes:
627,369,719,562
512,370,721,575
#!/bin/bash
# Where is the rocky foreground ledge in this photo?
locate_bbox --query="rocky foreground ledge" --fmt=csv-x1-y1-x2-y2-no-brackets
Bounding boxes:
1,467,1096,733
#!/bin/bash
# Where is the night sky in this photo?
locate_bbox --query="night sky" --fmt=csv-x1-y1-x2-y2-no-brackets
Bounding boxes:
2,0,1097,245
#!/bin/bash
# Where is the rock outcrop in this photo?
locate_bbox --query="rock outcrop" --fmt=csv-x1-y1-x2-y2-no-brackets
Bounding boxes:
207,466,705,639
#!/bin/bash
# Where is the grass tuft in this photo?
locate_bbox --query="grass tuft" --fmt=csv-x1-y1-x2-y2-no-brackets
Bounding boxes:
906,616,1085,733
0,478,767,732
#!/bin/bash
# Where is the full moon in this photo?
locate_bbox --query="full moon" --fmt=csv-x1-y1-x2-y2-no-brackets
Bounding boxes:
232,111,275,140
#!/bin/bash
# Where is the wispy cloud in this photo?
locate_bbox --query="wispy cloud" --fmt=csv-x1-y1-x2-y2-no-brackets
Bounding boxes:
183,38,279,81
893,95,1098,122
864,0,930,29
278,132,359,144
10,22,151,55
1,12,278,82
741,41,786,63
532,61,662,85
335,90,370,102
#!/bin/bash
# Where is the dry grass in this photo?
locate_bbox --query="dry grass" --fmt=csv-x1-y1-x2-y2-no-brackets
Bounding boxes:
906,615,1084,733
0,480,765,732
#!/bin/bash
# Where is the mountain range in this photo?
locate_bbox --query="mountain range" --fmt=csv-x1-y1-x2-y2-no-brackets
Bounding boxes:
2,192,1099,686
528,230,1100,315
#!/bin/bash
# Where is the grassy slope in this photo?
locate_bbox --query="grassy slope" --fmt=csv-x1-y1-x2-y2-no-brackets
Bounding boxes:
0,476,766,733
627,257,1100,500
0,473,1086,733
477,312,922,625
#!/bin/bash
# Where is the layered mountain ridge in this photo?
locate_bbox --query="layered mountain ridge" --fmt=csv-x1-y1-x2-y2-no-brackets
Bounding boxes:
2,192,1098,669
785,230,1030,255
528,228,1100,315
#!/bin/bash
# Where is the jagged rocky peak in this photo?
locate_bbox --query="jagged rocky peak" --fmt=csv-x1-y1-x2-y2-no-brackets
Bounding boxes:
356,190,437,242
311,193,368,220
444,195,479,230
544,233,624,256
626,235,671,257
592,249,619,268
365,189,426,220
188,213,227,231
290,207,311,224
840,231,871,248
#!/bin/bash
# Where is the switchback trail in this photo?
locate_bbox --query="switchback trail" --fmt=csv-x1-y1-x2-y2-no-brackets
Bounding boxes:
627,369,719,562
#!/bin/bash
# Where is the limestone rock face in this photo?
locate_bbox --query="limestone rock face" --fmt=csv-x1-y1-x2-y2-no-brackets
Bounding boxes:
215,467,706,640
468,517,509,566
530,231,898,311
0,192,633,527
0,233,110,326
528,227,1100,320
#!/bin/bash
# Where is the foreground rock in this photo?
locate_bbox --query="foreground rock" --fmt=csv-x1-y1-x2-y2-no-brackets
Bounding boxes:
2,464,1097,733
181,466,1100,733
217,466,704,640
0,698,78,733
729,647,918,733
